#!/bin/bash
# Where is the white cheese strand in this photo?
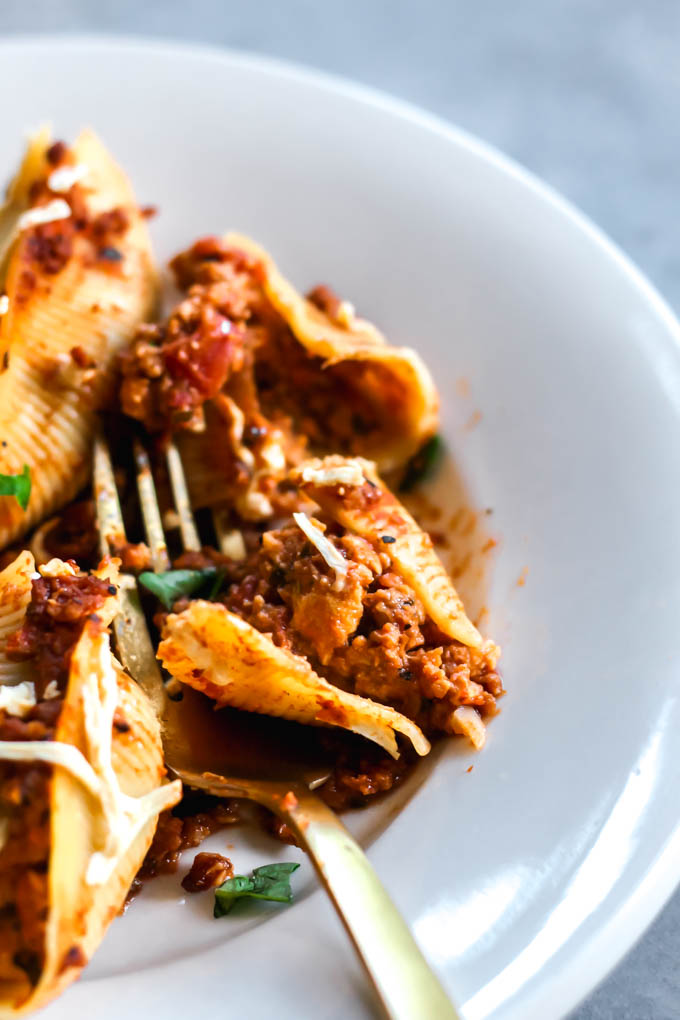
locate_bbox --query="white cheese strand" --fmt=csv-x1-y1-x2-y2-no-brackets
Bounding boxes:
43,680,60,700
300,463,365,488
0,635,180,887
0,295,9,317
293,512,348,591
451,706,486,749
47,163,89,193
0,740,101,795
0,681,37,718
79,634,180,885
18,198,71,231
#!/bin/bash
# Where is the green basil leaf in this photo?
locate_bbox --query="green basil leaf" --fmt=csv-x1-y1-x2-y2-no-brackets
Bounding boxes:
213,875,255,917
399,434,443,492
138,568,224,610
252,863,300,880
0,465,31,511
213,862,300,918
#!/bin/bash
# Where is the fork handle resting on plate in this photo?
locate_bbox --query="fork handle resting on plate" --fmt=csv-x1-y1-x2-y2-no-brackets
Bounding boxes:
202,772,459,1020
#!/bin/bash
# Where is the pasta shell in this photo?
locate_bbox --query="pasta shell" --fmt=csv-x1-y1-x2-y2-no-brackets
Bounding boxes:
292,455,483,649
158,600,430,759
0,130,157,548
226,233,439,473
0,554,180,1014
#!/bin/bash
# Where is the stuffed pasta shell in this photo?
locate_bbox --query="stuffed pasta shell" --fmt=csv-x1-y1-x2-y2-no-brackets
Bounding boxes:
0,552,180,1014
120,233,437,519
158,455,501,757
0,129,157,548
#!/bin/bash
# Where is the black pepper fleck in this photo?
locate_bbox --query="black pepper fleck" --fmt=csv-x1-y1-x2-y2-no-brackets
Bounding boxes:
381,535,396,544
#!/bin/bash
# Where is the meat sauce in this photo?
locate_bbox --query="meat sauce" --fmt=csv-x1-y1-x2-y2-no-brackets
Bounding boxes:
118,238,383,474
0,571,111,985
17,140,132,303
222,520,501,736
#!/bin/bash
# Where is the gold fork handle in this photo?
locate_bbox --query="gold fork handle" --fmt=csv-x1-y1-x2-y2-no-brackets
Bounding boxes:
275,785,460,1020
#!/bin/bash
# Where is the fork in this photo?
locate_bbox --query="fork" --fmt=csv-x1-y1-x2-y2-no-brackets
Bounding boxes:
93,432,459,1020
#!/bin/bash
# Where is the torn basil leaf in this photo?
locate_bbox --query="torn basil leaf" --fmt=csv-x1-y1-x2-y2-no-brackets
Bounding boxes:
214,862,300,918
138,567,225,610
399,434,443,491
0,465,31,510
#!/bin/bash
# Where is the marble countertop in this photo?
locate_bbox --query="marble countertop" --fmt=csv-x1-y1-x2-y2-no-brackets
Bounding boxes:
1,2,678,1017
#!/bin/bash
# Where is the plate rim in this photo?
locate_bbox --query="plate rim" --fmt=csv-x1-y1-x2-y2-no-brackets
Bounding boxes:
3,32,680,1018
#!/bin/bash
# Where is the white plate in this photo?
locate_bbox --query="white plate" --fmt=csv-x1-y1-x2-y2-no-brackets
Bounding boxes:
3,35,680,1020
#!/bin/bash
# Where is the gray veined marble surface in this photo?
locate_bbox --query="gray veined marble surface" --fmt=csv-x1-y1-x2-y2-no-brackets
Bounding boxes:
0,1,679,1017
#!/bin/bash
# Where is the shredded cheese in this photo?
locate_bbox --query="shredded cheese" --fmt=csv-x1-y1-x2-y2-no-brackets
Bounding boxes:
47,163,89,193
335,300,356,328
451,706,486,749
219,529,247,562
40,558,77,578
293,512,348,590
300,463,365,488
259,432,286,473
0,633,181,886
18,199,71,231
0,295,9,316
0,681,36,718
43,680,60,700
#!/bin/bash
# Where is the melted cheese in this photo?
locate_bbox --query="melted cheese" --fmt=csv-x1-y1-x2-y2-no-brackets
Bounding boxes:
18,198,71,230
47,163,89,193
0,295,9,317
293,512,348,590
0,680,36,717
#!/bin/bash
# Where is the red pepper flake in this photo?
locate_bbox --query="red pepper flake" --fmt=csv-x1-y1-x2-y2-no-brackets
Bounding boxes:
481,538,497,554
140,204,157,219
466,765,474,773
517,566,529,588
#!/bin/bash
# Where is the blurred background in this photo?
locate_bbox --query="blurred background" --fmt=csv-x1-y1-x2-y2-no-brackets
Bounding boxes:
2,2,678,1017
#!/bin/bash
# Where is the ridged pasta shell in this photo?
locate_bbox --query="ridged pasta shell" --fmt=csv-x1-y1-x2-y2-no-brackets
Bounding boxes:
0,130,157,549
0,555,179,1015
292,455,483,649
0,550,33,687
226,233,439,473
158,600,430,759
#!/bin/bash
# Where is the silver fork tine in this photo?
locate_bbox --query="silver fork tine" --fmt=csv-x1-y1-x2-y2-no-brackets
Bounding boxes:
133,439,171,571
92,434,167,715
165,441,201,552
